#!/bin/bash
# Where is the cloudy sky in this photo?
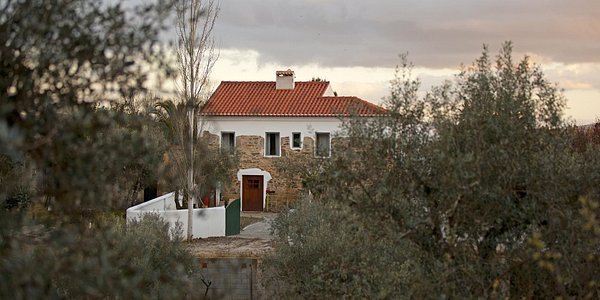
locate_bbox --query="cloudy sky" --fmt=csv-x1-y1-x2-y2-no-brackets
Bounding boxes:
195,0,599,124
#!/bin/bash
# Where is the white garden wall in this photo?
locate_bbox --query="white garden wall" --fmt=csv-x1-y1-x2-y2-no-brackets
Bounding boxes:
126,192,226,239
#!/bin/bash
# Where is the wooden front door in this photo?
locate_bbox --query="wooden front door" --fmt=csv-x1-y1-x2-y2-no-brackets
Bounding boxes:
242,175,263,211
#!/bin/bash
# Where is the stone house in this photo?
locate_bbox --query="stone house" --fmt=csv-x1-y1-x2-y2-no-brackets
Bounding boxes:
200,70,387,211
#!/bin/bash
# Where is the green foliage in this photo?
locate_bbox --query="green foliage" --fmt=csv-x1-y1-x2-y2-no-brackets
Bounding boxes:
269,42,600,298
267,199,432,299
0,154,33,210
37,107,168,214
0,1,214,298
154,99,236,207
0,214,200,299
0,0,175,215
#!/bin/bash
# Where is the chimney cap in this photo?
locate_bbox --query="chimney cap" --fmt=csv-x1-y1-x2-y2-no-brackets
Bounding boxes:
276,69,294,76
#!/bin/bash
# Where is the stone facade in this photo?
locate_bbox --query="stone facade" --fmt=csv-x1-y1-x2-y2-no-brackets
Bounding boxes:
208,132,337,212
156,130,343,212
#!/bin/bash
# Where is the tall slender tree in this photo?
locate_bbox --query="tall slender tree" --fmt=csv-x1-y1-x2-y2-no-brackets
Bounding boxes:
174,0,219,240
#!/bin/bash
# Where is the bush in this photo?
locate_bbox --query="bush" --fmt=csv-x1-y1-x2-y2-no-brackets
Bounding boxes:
0,214,201,299
0,155,33,211
267,199,433,299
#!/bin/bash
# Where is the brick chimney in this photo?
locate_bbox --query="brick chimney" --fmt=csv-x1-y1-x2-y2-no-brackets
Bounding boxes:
276,69,295,90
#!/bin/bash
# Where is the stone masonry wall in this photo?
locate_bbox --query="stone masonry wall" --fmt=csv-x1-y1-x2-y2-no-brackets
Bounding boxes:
158,131,342,212
206,131,342,212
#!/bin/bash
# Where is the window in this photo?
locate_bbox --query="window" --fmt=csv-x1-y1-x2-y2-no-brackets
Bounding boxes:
265,132,280,156
221,132,235,155
291,132,302,149
316,132,331,157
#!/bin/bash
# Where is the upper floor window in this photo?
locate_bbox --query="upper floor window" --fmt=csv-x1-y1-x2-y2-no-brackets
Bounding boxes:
265,132,280,156
291,132,302,149
316,132,331,157
221,132,235,155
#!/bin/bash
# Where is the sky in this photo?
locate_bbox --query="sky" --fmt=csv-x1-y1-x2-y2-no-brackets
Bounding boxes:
177,0,600,124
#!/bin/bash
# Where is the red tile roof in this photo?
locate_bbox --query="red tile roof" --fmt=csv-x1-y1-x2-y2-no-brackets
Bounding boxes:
201,81,388,117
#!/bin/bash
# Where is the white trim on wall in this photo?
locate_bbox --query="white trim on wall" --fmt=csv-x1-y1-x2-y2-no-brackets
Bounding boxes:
202,116,342,140
291,132,302,150
264,132,281,157
236,168,272,211
220,131,235,155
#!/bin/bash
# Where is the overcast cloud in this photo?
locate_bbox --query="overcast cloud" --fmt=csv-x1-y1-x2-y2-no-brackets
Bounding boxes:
213,0,600,68
147,0,600,123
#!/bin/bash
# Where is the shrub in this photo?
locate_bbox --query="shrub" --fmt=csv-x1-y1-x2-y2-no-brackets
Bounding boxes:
0,214,201,299
267,199,433,299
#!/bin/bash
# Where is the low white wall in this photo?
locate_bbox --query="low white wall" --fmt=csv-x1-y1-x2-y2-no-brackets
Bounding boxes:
172,206,226,238
126,192,226,239
128,192,177,212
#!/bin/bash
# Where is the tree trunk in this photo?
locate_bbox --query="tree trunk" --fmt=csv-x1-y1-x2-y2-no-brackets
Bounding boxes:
174,189,182,210
187,110,194,241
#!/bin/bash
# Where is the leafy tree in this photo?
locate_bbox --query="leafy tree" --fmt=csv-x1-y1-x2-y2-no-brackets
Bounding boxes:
0,0,213,298
109,93,169,206
154,99,235,210
0,0,174,215
268,42,600,298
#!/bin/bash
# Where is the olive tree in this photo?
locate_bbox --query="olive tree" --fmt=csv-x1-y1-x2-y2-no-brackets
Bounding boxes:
0,0,175,214
0,0,212,298
268,42,600,298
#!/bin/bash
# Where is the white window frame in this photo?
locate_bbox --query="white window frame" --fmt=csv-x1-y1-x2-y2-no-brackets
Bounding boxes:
291,132,302,150
315,132,331,158
265,132,281,157
220,131,235,155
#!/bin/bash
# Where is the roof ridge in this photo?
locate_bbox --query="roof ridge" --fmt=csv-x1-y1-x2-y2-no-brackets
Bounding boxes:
351,96,387,111
219,81,329,83
321,95,386,109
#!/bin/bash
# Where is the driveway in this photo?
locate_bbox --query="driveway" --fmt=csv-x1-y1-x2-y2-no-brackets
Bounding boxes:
237,214,276,240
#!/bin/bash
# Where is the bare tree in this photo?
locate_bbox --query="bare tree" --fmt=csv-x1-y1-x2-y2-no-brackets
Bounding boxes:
175,0,219,240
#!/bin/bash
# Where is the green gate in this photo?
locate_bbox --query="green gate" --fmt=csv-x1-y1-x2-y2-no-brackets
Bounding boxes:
225,199,240,236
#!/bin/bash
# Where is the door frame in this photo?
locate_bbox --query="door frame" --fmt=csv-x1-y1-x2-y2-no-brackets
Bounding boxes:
237,168,272,211
242,175,263,211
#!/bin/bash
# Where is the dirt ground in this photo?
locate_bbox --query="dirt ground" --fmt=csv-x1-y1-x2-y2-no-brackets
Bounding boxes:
187,212,278,259
240,216,263,229
186,237,273,259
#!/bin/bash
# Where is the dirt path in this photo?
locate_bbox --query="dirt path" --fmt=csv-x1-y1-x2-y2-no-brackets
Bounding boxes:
186,237,273,259
187,212,277,259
